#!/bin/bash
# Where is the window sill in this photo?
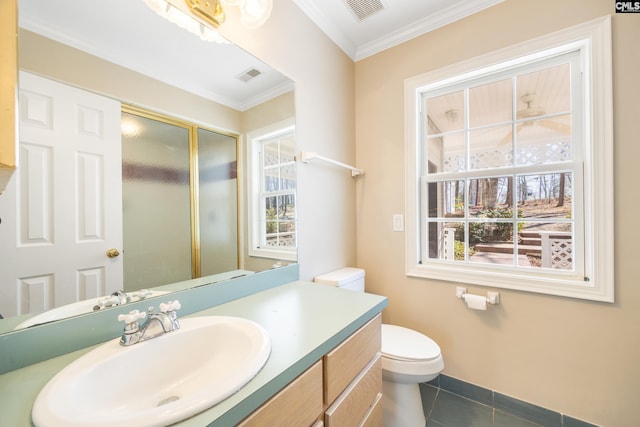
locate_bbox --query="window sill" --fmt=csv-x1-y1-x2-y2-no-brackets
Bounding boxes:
406,262,613,302
249,247,297,262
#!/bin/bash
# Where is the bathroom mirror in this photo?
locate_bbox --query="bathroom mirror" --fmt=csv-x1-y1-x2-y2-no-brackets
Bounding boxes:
0,0,296,332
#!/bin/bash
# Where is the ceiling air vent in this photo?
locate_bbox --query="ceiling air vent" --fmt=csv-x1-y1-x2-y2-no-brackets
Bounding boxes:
236,67,262,82
344,0,385,21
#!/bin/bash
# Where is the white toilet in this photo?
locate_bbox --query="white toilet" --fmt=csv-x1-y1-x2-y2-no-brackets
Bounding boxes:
314,268,444,427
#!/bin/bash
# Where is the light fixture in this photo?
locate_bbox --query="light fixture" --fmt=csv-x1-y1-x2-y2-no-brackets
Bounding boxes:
144,0,273,42
194,0,273,30
185,0,226,27
143,0,228,43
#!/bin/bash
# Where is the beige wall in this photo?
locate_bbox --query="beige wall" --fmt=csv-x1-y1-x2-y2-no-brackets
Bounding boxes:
355,1,640,425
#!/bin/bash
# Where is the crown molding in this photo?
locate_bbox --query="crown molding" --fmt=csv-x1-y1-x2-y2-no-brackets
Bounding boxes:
355,0,504,61
293,0,504,62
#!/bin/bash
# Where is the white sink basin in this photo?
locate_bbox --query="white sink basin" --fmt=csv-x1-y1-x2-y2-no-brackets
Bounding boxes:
32,316,271,427
14,290,169,329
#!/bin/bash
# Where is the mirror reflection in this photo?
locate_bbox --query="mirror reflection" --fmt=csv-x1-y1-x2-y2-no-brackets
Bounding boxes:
0,0,296,331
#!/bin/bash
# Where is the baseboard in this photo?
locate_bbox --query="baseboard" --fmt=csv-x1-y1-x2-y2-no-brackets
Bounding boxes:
425,374,598,427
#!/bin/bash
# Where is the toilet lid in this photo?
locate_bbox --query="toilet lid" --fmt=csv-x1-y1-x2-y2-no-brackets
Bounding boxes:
381,324,441,362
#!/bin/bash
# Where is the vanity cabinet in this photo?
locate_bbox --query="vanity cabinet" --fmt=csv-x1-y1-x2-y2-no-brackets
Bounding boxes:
237,314,382,427
323,314,382,427
237,360,324,427
0,0,18,194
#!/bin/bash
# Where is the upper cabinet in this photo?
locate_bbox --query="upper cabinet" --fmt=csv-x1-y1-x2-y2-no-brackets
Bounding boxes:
0,0,18,194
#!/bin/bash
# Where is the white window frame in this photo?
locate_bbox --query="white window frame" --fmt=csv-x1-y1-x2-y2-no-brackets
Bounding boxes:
247,118,297,262
404,16,613,302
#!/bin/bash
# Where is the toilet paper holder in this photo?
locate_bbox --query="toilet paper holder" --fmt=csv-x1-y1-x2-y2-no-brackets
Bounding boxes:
455,287,500,305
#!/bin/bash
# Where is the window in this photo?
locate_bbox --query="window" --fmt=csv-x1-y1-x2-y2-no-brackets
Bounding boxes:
405,17,613,301
247,119,297,261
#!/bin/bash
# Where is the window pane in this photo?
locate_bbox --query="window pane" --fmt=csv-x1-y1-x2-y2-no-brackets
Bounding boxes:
516,63,571,119
515,115,572,166
427,180,465,218
470,125,513,169
264,195,296,248
279,135,297,191
278,194,296,222
427,222,465,261
516,173,572,215
468,177,513,215
280,163,296,191
263,141,280,167
264,169,280,192
469,78,512,128
426,91,465,134
428,132,466,173
519,222,574,270
264,195,278,221
279,136,296,163
469,222,517,266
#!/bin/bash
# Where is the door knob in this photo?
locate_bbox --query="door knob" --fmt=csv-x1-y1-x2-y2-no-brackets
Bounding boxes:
106,248,120,258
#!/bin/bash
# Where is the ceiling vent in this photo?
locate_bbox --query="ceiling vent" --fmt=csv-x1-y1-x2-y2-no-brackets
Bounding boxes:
236,67,262,82
344,0,385,21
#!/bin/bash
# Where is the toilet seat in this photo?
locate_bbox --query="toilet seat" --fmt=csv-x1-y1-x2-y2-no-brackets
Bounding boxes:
381,324,441,362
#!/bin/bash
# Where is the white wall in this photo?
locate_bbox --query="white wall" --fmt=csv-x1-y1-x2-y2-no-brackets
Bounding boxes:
218,0,358,281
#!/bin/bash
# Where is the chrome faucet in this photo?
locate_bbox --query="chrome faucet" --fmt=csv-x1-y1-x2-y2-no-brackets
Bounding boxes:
117,300,181,346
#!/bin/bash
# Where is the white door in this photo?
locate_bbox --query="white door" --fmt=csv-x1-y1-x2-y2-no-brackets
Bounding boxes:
0,72,122,318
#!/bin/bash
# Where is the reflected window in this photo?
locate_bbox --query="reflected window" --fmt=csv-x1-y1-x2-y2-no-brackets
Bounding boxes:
248,121,297,261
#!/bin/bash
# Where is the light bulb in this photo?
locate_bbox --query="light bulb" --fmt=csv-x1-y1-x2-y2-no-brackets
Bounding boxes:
240,0,272,29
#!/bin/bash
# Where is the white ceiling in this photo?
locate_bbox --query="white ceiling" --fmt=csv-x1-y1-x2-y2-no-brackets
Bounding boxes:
18,0,294,111
292,0,505,61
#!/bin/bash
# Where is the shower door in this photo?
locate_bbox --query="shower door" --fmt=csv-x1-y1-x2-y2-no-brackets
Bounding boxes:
121,110,238,291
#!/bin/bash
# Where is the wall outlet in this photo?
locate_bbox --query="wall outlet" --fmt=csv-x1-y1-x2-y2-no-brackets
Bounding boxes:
393,214,404,232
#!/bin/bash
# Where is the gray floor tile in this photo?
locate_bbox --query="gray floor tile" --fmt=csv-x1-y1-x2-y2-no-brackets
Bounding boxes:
429,390,492,427
495,409,544,427
420,383,439,417
420,380,600,427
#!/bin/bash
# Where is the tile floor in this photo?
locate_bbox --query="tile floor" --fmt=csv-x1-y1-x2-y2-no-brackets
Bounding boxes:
419,376,598,427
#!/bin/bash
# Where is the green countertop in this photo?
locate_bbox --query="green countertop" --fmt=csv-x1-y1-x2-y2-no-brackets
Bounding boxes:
0,281,387,427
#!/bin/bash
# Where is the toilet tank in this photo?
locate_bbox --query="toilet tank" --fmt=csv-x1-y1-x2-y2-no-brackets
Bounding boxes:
313,267,365,292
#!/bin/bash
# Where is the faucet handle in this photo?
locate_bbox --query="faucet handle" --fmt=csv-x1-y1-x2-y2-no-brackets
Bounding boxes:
159,300,181,313
96,295,120,310
136,289,152,300
118,310,146,325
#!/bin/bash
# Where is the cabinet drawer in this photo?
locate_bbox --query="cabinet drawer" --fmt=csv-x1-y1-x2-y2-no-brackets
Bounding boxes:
237,360,323,427
360,393,382,427
324,314,381,404
324,354,382,427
